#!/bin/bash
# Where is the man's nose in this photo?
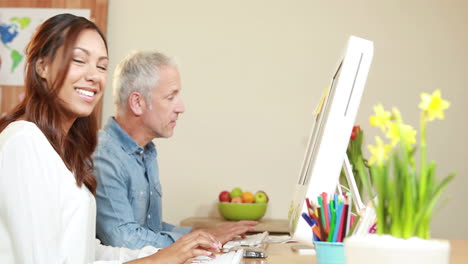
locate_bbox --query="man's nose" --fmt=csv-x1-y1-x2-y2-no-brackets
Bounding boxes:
175,98,185,113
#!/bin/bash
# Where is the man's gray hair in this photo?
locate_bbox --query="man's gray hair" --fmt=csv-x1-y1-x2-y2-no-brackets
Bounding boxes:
113,50,176,112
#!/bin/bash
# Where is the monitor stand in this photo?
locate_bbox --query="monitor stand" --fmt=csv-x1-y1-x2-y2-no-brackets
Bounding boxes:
337,154,365,213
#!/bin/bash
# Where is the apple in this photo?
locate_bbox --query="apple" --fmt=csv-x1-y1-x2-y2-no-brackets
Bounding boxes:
231,196,243,203
230,187,243,198
218,190,231,202
254,191,269,203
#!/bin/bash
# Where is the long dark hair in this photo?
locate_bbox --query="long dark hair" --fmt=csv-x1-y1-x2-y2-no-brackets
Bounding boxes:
0,13,108,194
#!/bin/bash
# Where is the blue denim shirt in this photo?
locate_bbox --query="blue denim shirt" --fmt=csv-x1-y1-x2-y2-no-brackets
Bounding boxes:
93,117,192,249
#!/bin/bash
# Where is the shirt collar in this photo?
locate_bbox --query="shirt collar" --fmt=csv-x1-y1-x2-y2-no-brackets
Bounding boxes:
104,117,156,156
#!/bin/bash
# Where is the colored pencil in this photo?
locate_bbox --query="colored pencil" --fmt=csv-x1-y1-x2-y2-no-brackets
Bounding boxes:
334,193,339,210
312,225,322,241
348,214,359,236
303,193,359,242
332,201,343,242
337,203,349,242
345,193,353,236
316,206,327,240
327,206,336,242
308,208,319,223
302,212,314,227
321,192,330,232
306,197,312,210
317,196,326,228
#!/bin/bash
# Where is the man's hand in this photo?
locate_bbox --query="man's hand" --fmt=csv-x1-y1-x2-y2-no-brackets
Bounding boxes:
197,220,258,244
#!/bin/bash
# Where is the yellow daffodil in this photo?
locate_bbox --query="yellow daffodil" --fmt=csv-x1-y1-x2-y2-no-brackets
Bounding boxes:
370,104,392,131
385,121,417,147
368,136,393,166
400,123,417,146
392,107,402,122
385,122,400,145
418,90,450,121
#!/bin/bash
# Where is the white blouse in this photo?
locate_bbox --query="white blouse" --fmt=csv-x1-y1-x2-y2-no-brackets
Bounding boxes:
0,121,158,264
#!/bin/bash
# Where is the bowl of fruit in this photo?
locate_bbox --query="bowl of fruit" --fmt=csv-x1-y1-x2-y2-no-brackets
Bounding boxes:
217,187,269,221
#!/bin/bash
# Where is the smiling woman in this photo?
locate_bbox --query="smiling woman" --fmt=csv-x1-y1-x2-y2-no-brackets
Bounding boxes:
0,13,107,195
51,29,109,129
0,13,221,264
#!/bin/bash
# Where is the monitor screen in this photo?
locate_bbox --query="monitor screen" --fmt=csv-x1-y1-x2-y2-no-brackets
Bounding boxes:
288,35,374,242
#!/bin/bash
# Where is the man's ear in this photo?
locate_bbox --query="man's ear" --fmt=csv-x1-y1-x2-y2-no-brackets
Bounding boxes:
35,58,49,79
128,91,146,116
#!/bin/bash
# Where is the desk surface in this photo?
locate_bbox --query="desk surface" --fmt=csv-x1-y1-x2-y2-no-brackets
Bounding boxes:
180,217,289,234
181,218,468,263
242,240,468,264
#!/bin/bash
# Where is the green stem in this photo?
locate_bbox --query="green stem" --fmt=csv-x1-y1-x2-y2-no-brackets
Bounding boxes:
391,153,403,237
413,172,455,238
357,155,375,207
372,165,385,234
394,120,415,238
419,113,428,212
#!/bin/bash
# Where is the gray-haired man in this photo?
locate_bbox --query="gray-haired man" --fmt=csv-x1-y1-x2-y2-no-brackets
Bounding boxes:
93,51,257,249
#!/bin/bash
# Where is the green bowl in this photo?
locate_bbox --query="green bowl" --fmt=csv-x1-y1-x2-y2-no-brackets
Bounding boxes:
218,202,267,221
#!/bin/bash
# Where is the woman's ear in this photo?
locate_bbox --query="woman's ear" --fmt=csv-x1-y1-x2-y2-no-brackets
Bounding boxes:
128,91,147,116
35,58,49,79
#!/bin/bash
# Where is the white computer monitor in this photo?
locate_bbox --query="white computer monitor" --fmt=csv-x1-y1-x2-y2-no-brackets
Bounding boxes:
288,35,374,242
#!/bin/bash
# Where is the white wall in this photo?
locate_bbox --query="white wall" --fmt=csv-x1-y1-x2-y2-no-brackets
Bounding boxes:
104,0,468,239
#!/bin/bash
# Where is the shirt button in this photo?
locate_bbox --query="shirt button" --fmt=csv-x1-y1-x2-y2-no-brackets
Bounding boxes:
148,215,151,219
150,191,153,195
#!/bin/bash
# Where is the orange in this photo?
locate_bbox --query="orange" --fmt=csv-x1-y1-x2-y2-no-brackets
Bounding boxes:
241,191,255,203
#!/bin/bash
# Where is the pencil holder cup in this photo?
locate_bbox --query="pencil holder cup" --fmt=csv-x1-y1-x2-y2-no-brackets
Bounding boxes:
313,241,345,264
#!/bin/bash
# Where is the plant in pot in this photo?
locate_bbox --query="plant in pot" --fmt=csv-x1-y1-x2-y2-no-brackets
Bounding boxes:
344,90,455,264
339,125,370,207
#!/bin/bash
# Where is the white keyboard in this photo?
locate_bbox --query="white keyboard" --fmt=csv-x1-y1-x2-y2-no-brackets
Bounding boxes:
191,249,244,264
222,231,269,250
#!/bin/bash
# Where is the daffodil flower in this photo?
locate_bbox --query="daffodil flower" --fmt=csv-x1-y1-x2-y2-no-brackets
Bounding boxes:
368,136,393,166
385,121,417,147
400,123,417,146
418,89,450,121
370,104,392,132
392,107,402,122
385,122,400,146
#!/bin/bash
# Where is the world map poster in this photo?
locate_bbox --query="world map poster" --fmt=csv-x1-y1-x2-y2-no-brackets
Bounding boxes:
0,8,90,86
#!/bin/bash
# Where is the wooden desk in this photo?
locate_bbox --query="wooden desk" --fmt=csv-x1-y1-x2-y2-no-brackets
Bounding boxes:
180,217,289,234
181,217,467,262
243,243,314,264
450,240,468,264
242,240,468,264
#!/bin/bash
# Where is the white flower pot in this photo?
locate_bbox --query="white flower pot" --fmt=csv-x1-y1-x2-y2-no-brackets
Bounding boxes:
344,234,450,264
